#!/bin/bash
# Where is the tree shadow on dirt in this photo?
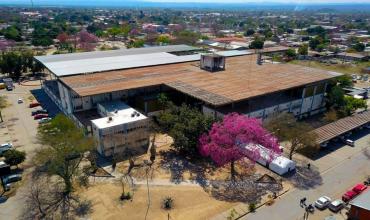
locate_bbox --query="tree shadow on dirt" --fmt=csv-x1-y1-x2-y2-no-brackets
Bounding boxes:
284,163,323,190
159,149,215,186
206,175,283,203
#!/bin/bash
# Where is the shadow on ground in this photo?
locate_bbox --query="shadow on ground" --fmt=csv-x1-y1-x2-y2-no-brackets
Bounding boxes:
30,89,61,117
207,175,283,203
284,162,323,190
159,149,215,186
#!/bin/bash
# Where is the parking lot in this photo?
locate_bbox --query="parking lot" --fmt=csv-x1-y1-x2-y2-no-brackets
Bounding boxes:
0,83,47,219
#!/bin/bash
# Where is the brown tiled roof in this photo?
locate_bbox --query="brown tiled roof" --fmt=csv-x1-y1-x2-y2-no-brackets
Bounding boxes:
60,55,338,106
313,110,370,144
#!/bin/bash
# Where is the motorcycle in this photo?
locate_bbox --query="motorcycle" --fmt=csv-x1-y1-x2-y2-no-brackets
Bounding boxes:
306,204,315,213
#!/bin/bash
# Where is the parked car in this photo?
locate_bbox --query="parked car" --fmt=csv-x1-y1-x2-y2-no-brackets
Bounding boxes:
328,199,345,212
352,183,367,194
6,85,12,91
38,117,52,124
0,195,7,203
34,114,48,120
2,174,22,184
17,98,23,104
345,139,355,147
31,109,48,116
0,143,13,156
342,190,358,202
29,102,40,108
1,142,13,148
314,196,331,209
2,174,22,191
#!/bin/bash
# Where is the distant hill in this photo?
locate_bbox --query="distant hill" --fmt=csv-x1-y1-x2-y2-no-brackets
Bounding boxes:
1,0,370,11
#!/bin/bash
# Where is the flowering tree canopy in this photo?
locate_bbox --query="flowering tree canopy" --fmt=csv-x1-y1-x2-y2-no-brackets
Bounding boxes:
199,113,281,167
77,31,98,51
0,39,15,51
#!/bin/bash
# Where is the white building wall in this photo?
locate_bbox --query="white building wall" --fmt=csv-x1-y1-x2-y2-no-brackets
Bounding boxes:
58,82,73,114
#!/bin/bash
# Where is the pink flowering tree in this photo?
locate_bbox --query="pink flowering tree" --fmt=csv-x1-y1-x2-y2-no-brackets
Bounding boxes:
0,39,15,51
77,31,98,51
199,113,281,181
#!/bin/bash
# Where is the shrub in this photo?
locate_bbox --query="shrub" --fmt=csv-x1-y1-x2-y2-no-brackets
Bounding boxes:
162,196,174,210
249,203,256,212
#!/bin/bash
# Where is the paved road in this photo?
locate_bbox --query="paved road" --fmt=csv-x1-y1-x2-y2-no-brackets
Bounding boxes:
242,133,370,220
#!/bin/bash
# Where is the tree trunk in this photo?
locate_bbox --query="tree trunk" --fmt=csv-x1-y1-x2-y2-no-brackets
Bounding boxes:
230,160,236,182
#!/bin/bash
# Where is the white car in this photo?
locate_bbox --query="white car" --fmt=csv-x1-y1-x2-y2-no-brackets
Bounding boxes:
38,117,52,124
1,143,12,148
328,199,344,212
17,98,23,104
314,196,331,209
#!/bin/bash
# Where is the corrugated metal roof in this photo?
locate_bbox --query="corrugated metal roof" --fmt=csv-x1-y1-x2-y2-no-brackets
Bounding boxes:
35,45,200,77
60,55,339,106
349,189,370,210
35,45,198,63
313,110,370,144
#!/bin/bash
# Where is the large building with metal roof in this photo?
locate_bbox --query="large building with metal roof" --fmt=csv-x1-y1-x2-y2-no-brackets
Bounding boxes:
36,45,341,157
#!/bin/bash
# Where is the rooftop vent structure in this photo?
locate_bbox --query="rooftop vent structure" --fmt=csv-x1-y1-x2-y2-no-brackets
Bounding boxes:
200,54,225,72
107,116,113,122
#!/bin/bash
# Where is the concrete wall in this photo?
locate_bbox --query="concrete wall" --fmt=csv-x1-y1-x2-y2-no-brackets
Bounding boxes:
92,118,149,157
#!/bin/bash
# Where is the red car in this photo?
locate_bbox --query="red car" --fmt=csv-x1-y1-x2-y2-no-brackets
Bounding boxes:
34,114,48,120
342,190,358,202
29,102,40,108
352,183,367,194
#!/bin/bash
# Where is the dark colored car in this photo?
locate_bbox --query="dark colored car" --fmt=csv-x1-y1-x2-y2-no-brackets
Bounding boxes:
34,114,48,120
29,102,40,108
31,109,48,116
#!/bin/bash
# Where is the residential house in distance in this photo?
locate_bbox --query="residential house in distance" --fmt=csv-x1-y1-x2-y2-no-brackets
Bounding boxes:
35,45,340,157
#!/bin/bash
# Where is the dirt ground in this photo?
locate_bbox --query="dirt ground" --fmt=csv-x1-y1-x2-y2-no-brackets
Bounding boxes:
81,133,291,220
82,183,239,220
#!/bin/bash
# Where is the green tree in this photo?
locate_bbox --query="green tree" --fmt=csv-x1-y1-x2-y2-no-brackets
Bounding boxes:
264,113,317,160
285,49,297,59
244,29,255,36
129,39,145,48
337,75,353,88
327,85,346,108
249,37,264,49
341,96,367,116
4,149,26,168
309,37,321,50
36,114,94,194
156,35,171,45
298,44,308,56
173,30,200,45
4,26,22,41
107,26,122,41
157,96,214,156
352,43,365,52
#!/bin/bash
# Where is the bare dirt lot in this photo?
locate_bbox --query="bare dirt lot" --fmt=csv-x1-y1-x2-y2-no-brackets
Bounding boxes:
82,183,239,220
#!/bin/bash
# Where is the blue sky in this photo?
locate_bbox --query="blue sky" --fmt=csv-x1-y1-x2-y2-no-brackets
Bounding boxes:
143,0,370,2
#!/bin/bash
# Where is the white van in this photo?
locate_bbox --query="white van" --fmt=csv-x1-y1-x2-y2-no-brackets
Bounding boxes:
345,139,355,147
